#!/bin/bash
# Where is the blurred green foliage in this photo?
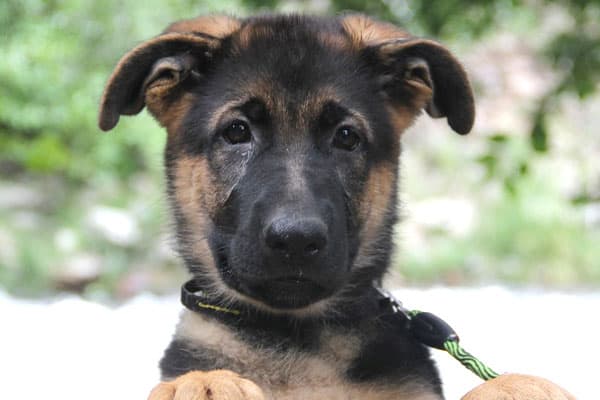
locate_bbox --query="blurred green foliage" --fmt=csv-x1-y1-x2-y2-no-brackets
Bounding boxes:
400,134,600,285
0,0,598,296
0,0,246,181
2,0,598,180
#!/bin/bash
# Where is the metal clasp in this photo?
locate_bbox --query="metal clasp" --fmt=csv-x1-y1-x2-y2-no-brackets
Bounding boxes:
374,286,409,315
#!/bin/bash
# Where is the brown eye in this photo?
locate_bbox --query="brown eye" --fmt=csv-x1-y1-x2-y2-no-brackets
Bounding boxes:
333,126,360,151
222,120,252,144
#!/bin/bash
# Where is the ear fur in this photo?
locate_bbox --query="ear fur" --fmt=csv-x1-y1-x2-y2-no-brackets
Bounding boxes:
377,39,475,134
98,16,240,131
341,14,475,135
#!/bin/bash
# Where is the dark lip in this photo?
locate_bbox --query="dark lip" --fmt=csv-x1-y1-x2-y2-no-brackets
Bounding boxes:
216,249,335,309
270,276,317,285
249,277,330,309
222,273,331,309
243,274,330,293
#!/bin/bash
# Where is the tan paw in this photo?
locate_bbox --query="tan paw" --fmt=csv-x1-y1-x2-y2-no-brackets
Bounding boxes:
148,370,265,400
461,373,575,400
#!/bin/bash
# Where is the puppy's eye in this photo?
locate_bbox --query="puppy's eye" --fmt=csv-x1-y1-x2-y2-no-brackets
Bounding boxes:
332,126,361,151
222,120,252,144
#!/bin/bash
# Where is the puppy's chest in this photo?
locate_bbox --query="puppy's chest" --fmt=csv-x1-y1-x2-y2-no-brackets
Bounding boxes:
174,311,441,400
176,311,357,385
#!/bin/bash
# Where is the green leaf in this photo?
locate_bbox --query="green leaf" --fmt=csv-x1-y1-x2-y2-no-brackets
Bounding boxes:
531,114,548,153
489,134,509,143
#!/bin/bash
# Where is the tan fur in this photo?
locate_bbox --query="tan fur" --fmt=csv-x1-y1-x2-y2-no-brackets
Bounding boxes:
172,156,217,271
403,74,435,111
341,14,410,48
385,105,422,136
149,370,265,400
165,15,241,38
382,81,433,137
150,369,439,400
317,30,351,51
147,91,196,134
356,162,396,255
169,310,441,400
174,156,230,221
461,374,576,400
295,87,341,128
234,22,269,51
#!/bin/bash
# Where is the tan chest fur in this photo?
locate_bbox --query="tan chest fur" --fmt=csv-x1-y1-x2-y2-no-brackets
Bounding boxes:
175,310,441,400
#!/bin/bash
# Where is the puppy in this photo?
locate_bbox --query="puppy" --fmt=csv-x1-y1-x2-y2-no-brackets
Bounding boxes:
99,13,574,400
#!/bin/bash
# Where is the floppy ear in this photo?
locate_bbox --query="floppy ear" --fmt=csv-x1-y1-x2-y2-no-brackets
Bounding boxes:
341,14,474,134
98,16,240,131
374,39,475,135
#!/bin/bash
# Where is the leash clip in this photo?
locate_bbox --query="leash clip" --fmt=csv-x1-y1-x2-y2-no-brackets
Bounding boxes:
374,286,409,315
374,284,499,381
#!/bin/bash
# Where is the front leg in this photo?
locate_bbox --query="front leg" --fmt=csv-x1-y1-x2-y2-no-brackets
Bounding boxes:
462,374,575,400
149,370,265,400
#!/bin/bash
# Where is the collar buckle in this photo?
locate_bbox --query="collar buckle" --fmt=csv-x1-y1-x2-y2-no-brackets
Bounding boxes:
374,286,409,315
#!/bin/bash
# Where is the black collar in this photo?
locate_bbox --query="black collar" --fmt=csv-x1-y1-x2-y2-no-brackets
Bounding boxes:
180,278,404,325
181,278,457,349
181,279,243,316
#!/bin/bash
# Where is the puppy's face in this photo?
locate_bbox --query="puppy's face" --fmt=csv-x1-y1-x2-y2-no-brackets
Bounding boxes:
99,15,474,314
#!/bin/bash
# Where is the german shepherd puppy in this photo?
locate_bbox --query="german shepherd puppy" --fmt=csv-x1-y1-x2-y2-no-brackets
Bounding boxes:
99,13,570,400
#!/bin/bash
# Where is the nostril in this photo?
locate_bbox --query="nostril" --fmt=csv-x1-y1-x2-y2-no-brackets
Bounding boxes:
265,226,289,254
273,240,288,252
304,243,320,256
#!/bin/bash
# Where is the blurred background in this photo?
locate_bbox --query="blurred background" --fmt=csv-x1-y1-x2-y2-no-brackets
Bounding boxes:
1,0,599,300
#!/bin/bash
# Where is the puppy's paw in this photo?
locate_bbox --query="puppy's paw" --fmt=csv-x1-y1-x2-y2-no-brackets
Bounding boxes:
148,370,265,400
461,373,575,400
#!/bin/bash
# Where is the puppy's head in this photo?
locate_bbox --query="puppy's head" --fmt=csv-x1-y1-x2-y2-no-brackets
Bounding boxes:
99,14,474,315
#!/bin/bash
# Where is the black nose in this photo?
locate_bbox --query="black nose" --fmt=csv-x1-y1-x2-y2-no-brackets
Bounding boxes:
264,216,327,261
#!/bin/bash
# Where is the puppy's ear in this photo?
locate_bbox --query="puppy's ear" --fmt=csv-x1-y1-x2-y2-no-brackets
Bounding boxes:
99,16,240,131
342,15,475,134
375,39,475,134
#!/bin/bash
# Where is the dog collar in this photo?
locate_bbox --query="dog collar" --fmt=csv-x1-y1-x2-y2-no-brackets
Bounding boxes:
181,279,242,316
181,279,499,381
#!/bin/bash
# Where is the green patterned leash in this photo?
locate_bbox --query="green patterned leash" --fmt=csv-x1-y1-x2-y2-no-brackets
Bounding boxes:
376,287,500,381
409,310,500,381
442,336,499,380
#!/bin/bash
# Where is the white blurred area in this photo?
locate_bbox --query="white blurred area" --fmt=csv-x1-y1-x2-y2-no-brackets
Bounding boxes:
1,287,598,399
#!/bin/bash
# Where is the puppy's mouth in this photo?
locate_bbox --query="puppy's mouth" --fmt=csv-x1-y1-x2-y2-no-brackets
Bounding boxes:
246,277,331,309
217,250,337,310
